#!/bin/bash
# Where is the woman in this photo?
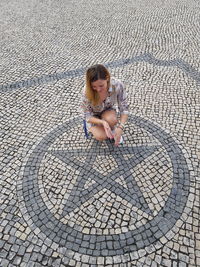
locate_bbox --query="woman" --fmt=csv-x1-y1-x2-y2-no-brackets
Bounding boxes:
81,64,129,146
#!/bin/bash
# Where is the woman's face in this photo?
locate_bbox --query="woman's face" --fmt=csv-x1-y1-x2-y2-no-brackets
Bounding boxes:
91,79,108,93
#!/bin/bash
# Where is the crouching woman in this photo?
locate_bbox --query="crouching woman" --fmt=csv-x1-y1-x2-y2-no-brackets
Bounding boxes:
81,64,129,146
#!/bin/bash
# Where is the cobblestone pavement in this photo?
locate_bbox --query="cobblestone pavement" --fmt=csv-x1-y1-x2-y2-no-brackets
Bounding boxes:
0,0,200,266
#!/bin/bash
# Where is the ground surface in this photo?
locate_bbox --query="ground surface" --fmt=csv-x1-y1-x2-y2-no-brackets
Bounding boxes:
0,0,200,266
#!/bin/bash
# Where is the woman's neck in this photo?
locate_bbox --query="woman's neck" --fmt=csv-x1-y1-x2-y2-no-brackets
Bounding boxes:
98,90,108,102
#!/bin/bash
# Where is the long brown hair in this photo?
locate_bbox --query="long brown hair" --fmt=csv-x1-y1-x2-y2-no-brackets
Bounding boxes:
85,64,110,106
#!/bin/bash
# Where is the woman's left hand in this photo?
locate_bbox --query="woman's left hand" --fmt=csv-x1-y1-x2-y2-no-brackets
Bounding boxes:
114,127,123,146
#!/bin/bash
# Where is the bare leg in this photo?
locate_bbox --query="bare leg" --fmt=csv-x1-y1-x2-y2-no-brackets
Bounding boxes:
101,109,118,129
89,109,118,141
89,125,107,141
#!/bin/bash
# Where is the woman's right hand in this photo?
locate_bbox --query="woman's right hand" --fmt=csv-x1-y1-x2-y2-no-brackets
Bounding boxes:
102,120,114,139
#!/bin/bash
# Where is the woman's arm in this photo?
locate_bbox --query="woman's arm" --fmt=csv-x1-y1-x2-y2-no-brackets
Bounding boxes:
88,117,114,139
88,116,103,125
114,114,128,146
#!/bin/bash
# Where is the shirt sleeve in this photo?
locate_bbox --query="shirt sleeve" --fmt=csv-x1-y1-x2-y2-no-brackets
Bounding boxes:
117,81,129,115
80,91,94,122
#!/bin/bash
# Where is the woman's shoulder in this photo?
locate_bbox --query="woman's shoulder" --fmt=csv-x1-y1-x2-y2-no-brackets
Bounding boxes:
110,77,124,92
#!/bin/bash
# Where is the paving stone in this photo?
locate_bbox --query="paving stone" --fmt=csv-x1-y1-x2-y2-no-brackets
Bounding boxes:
0,249,8,259
12,256,22,265
0,259,9,267
26,261,35,267
0,0,199,266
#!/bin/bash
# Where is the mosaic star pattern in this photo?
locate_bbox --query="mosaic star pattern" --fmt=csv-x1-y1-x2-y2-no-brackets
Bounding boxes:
1,0,200,266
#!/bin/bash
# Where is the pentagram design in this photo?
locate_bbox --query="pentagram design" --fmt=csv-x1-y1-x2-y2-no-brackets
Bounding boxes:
49,142,161,218
18,115,190,256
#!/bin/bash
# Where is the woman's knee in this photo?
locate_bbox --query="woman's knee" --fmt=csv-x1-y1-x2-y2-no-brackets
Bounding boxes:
102,111,118,128
110,116,118,127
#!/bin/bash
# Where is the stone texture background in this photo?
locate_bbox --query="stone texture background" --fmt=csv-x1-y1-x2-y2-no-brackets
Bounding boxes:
0,0,200,266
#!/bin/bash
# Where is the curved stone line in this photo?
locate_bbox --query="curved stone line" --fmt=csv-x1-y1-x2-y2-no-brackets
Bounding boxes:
0,53,199,93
